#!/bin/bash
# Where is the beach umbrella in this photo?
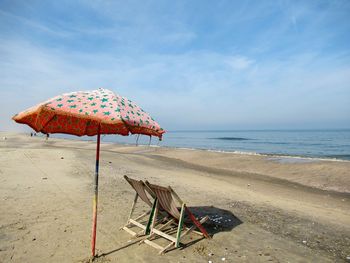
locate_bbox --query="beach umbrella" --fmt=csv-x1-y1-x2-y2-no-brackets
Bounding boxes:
12,88,165,258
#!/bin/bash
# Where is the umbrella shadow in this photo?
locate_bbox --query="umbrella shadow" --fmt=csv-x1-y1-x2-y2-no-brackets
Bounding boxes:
95,239,141,259
98,206,242,258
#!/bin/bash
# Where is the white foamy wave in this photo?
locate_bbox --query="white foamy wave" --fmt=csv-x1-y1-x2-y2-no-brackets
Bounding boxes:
164,146,349,163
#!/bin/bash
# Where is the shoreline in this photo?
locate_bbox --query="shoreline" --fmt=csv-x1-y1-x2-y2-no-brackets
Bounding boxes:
98,140,350,163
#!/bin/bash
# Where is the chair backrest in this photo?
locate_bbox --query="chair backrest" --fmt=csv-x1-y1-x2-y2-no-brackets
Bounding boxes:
124,175,153,207
145,182,181,220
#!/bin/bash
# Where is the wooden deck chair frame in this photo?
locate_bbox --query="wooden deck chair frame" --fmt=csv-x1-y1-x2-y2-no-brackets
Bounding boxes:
121,175,160,237
142,181,211,254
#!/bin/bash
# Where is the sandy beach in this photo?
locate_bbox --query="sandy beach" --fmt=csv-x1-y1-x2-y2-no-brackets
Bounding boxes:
0,132,349,263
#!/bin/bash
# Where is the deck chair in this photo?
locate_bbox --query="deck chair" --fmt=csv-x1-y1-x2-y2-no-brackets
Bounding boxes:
121,176,161,237
142,181,211,254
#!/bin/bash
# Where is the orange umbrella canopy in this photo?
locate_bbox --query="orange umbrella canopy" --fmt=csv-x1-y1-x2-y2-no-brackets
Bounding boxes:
13,88,165,139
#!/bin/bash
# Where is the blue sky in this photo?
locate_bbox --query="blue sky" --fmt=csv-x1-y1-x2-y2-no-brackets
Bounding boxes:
0,0,349,131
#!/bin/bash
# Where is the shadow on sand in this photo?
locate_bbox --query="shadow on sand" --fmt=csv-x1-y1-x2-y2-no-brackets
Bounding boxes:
188,205,242,235
95,206,242,259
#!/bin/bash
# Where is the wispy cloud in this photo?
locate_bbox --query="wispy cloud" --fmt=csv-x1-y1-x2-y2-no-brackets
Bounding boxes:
0,9,71,38
0,0,349,131
226,56,254,70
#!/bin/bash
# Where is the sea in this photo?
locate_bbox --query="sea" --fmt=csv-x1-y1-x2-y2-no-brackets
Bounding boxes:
97,129,350,161
53,129,350,161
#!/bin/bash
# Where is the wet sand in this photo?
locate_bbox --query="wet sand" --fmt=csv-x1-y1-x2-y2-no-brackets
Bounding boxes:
0,132,349,262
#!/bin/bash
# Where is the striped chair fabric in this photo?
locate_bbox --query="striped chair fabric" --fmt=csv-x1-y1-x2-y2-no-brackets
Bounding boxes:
146,183,181,220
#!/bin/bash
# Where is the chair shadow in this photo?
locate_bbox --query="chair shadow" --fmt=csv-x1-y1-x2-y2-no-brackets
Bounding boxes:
186,205,243,236
98,205,242,258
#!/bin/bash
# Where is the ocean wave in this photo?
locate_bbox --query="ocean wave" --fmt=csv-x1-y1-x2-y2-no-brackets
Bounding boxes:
208,149,350,162
163,146,350,162
326,154,350,160
210,137,250,141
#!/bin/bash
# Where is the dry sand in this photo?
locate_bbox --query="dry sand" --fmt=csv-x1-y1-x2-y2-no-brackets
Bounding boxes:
0,132,349,263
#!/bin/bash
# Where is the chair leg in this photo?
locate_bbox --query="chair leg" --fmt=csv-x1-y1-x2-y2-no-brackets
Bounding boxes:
158,204,186,254
175,203,186,248
128,193,138,220
122,226,138,236
159,241,175,255
120,193,139,230
133,210,151,221
145,198,158,235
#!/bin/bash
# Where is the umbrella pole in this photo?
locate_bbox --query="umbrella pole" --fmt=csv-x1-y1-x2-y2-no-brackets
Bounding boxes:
91,128,101,258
